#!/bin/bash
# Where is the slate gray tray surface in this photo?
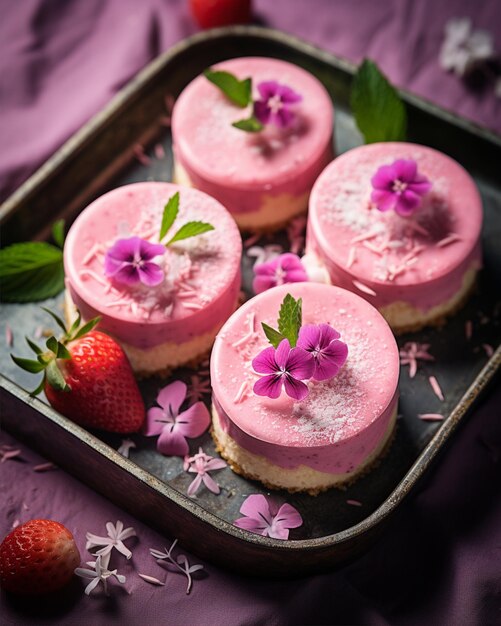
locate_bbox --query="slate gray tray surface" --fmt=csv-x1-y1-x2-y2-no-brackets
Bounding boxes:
1,27,500,577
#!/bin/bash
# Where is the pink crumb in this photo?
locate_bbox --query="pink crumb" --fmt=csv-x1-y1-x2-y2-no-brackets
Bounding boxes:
5,324,13,347
154,143,166,159
418,413,445,421
482,344,494,358
346,499,363,507
465,320,473,340
352,280,377,297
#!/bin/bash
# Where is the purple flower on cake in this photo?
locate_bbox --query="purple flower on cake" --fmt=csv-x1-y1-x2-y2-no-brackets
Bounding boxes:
144,381,210,456
104,236,166,287
297,324,348,381
252,338,314,401
253,81,302,129
234,494,303,540
183,447,227,497
370,159,432,216
253,253,308,294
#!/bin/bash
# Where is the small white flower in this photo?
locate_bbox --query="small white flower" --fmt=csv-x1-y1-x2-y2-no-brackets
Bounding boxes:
85,520,136,559
117,439,136,458
439,17,494,77
75,554,126,595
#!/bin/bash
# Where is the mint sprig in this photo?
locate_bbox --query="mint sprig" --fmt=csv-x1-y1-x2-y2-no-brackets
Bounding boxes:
0,242,64,303
51,219,66,248
159,193,215,246
261,293,303,349
351,59,407,144
204,69,252,107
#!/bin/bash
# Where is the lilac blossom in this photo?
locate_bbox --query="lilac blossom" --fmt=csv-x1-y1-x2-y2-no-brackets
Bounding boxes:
85,520,136,560
234,494,303,540
252,339,314,401
297,324,348,381
253,253,308,294
74,554,126,596
183,448,227,496
399,342,435,378
371,159,432,216
253,81,302,128
104,236,166,287
144,381,210,456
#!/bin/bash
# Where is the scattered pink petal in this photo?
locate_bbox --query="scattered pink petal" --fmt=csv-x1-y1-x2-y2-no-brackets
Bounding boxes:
33,462,57,472
184,447,227,497
5,324,13,347
117,439,136,458
429,376,445,401
465,320,473,340
12,519,20,529
33,325,43,339
138,573,165,586
352,280,377,296
346,499,363,507
159,115,172,127
437,233,462,247
234,494,302,540
482,343,494,357
243,233,260,248
399,342,435,378
0,448,22,463
164,93,175,113
133,144,152,166
418,413,445,421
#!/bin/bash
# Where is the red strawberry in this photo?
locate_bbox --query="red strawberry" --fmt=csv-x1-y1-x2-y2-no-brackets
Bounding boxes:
0,519,81,595
189,0,252,29
12,310,145,433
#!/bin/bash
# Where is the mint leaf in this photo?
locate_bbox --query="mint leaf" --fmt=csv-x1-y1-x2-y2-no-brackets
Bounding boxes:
166,222,215,246
204,69,252,107
160,192,179,241
261,323,285,349
351,59,407,144
277,294,302,348
52,219,65,248
0,242,64,303
232,117,264,133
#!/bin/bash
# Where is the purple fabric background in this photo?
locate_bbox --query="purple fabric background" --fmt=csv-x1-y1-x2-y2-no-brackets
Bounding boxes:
1,1,500,624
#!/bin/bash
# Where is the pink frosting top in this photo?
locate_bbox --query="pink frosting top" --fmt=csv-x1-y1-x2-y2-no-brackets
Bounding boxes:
172,57,334,213
64,182,242,349
307,143,483,310
211,283,399,474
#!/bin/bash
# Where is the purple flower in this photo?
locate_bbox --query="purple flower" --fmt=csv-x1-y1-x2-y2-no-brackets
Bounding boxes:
183,448,227,497
370,159,432,216
104,236,166,287
234,494,303,540
144,381,210,456
297,324,348,381
253,253,308,294
252,339,314,401
253,81,302,128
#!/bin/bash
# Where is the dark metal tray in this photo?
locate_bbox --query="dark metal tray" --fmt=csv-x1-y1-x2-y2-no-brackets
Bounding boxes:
1,27,500,577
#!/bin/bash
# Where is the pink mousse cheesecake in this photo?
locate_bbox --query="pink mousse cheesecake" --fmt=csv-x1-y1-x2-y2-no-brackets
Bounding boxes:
210,282,399,494
171,57,334,232
64,182,242,376
306,143,483,333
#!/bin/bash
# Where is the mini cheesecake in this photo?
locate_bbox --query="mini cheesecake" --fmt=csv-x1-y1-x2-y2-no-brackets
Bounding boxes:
171,57,334,232
210,282,399,494
64,182,242,376
306,143,483,333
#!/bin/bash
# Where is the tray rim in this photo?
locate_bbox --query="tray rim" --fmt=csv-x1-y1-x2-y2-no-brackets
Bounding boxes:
1,26,501,562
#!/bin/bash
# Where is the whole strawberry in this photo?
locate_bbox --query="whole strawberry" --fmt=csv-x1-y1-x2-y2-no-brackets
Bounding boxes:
12,309,145,433
0,519,81,594
190,0,252,29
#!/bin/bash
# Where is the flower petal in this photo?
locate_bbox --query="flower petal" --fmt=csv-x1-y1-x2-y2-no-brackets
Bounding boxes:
239,494,273,524
297,324,321,352
144,407,169,437
396,190,421,216
252,346,278,375
138,239,166,261
187,473,203,496
275,339,292,370
234,516,268,535
204,458,227,471
286,347,315,380
253,100,271,125
283,375,309,401
157,381,187,414
274,503,303,529
323,339,349,367
175,402,210,438
202,473,221,494
257,80,279,100
267,525,290,540
157,429,189,457
273,107,294,128
371,164,398,190
276,84,302,104
371,189,396,211
252,274,278,294
138,262,164,286
253,374,283,399
318,323,341,345
394,159,417,183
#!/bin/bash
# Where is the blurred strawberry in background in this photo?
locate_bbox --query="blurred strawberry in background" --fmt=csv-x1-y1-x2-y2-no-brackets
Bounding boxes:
189,0,252,29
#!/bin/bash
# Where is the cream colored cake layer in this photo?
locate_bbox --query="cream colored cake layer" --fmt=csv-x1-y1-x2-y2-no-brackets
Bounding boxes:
212,404,398,495
65,290,220,376
173,160,308,231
